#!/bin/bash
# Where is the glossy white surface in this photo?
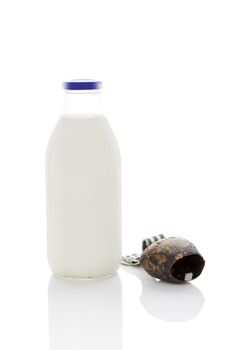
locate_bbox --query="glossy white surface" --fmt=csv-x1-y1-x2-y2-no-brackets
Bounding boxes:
1,248,232,350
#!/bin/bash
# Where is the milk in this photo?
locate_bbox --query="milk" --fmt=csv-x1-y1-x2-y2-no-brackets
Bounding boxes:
46,113,121,279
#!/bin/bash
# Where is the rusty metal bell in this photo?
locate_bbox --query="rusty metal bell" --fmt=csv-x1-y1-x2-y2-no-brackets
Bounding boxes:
140,237,205,283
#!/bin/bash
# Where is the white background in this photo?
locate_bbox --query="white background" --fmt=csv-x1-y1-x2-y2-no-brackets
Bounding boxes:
0,0,233,349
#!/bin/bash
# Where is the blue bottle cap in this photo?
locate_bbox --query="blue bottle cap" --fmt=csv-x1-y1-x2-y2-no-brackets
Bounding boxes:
63,80,102,91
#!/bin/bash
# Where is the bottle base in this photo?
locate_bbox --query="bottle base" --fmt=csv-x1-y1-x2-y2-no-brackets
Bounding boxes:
54,272,116,281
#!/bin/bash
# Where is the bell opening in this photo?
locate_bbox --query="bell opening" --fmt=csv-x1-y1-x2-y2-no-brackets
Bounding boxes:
171,254,205,281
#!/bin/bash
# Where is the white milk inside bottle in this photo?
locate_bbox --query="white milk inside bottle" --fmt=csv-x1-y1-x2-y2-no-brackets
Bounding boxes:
46,80,121,279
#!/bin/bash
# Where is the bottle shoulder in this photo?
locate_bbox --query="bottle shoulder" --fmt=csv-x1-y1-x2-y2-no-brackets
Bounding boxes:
46,114,121,159
61,113,105,119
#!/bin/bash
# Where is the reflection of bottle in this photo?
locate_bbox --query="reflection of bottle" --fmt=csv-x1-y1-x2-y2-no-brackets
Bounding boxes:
48,274,122,350
46,80,121,279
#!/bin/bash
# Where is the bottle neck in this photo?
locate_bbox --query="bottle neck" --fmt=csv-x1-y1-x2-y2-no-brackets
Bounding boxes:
63,90,103,115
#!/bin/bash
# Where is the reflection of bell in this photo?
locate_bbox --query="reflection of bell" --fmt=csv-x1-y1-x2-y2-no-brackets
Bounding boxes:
122,266,205,321
140,237,205,283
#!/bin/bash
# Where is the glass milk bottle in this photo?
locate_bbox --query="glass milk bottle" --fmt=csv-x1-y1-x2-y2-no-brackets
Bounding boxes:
46,80,121,279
